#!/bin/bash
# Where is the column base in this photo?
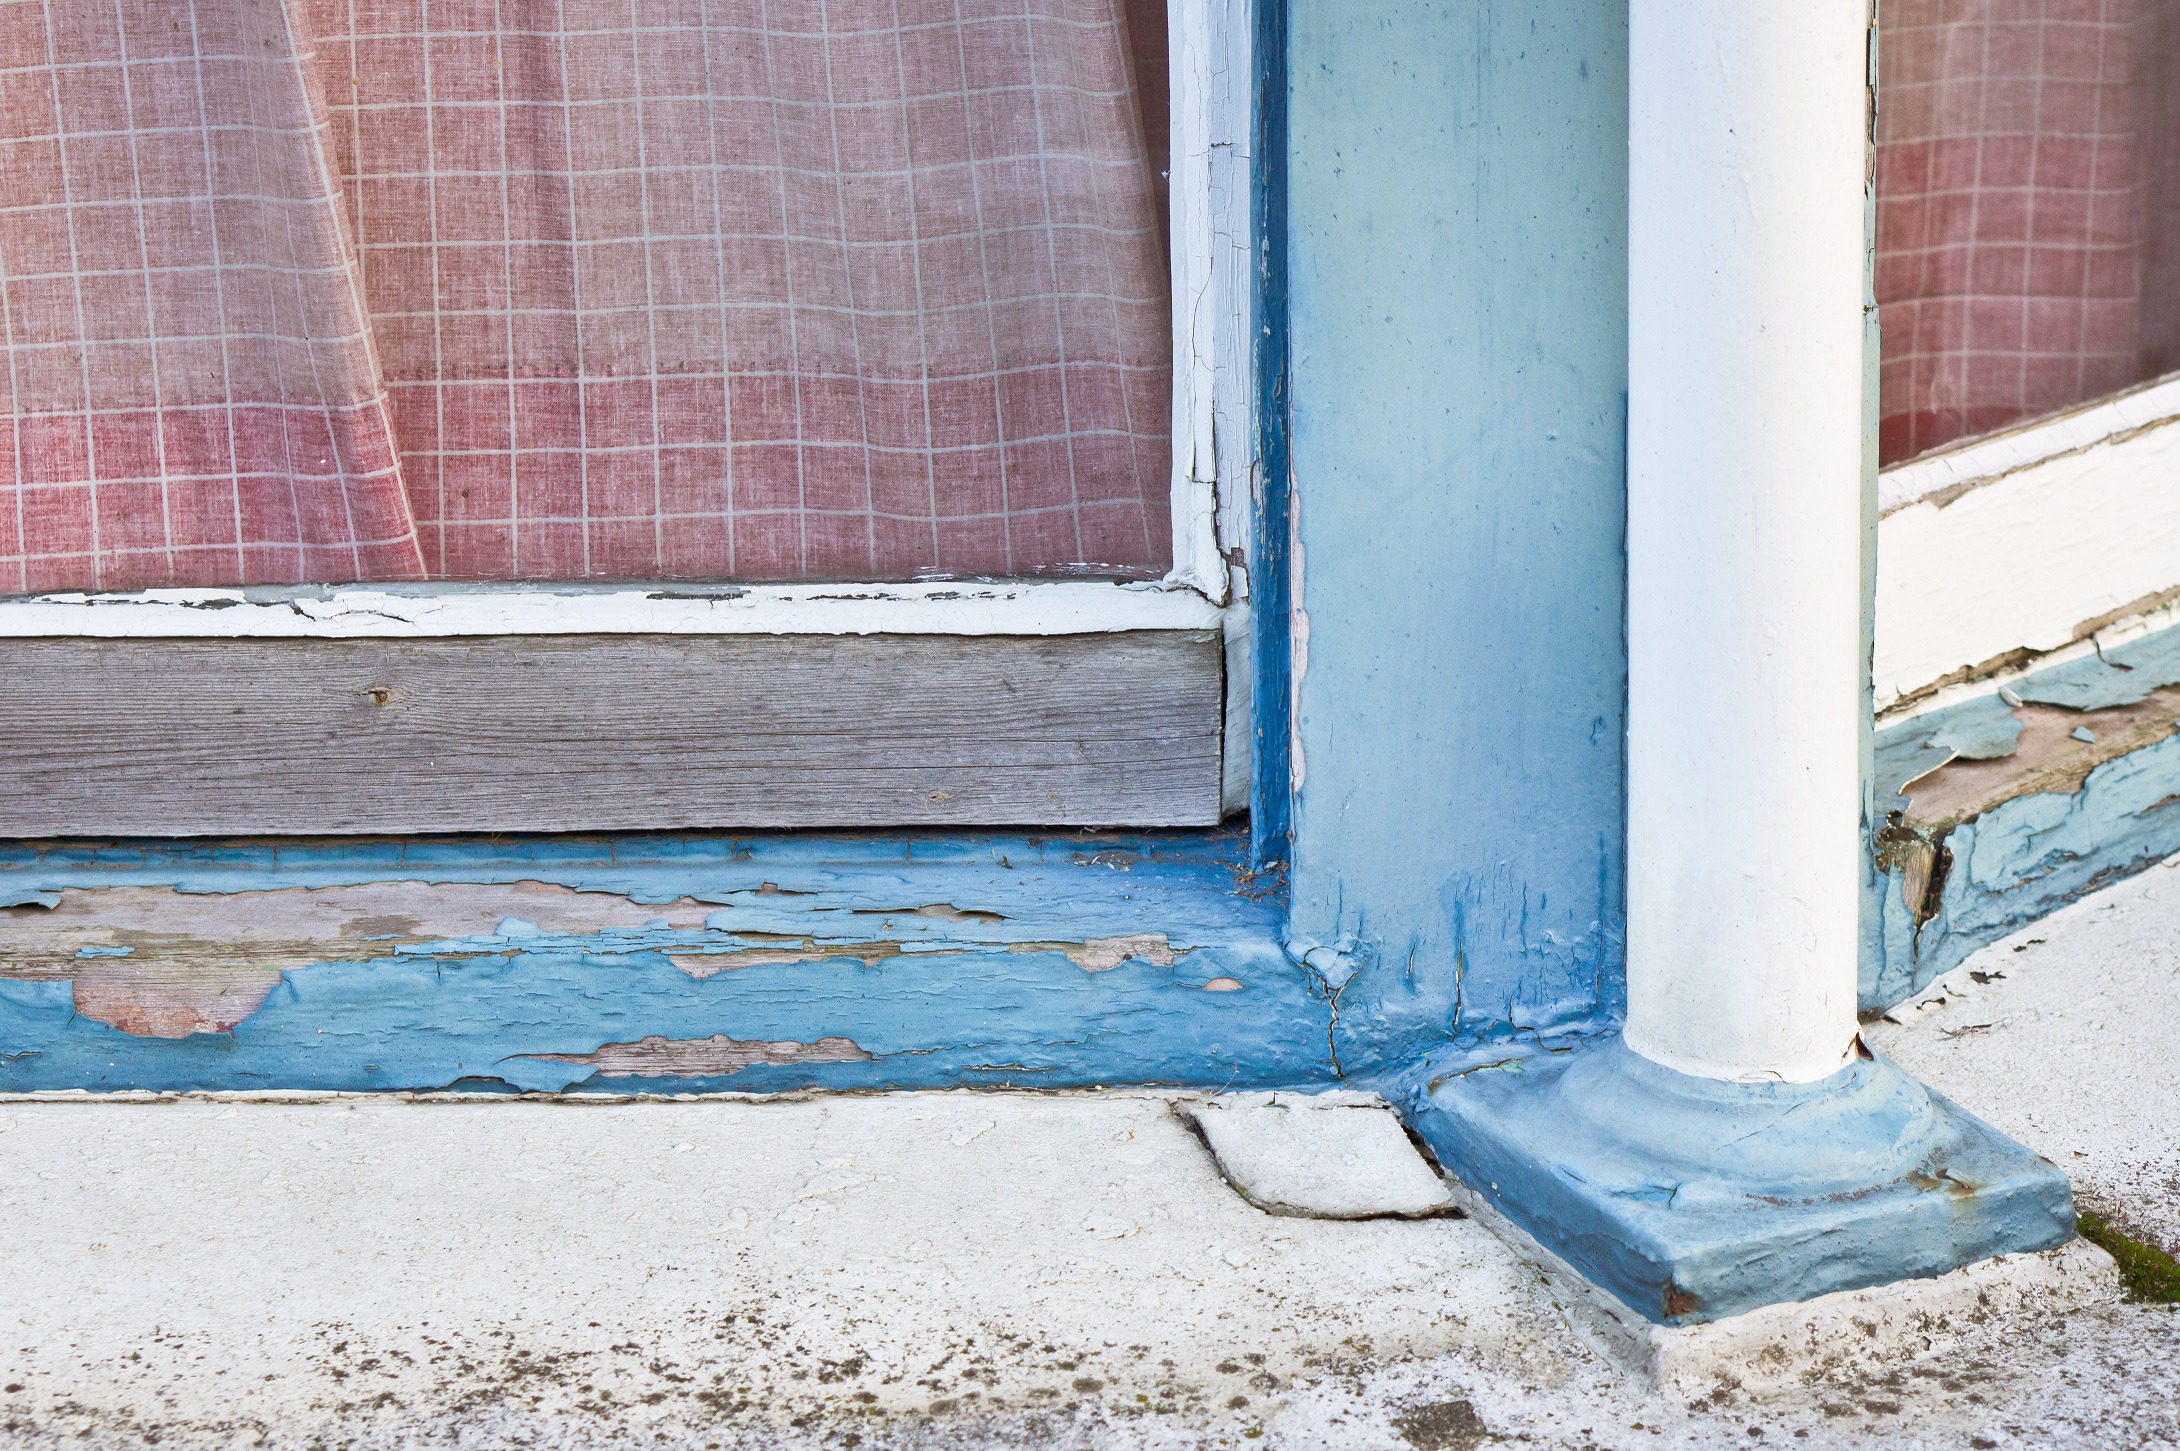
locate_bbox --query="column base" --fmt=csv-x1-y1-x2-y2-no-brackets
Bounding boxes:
1402,1037,2076,1325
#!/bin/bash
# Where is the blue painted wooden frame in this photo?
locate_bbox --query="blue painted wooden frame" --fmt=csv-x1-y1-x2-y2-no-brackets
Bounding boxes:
0,0,1637,1100
1249,0,1295,873
1280,1,1631,1079
0,832,1334,1093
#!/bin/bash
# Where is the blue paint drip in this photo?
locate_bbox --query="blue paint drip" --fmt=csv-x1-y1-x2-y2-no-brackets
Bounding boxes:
1284,0,1629,1076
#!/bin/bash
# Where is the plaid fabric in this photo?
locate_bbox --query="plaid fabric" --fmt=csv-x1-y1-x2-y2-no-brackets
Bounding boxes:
0,0,424,591
1876,0,2174,465
1,0,1171,591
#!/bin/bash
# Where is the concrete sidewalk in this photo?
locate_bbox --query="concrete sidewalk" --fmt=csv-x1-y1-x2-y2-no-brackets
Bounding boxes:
3,865,2178,1449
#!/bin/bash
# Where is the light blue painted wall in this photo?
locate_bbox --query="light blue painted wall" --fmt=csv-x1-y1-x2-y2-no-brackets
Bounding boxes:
1284,1,1630,1074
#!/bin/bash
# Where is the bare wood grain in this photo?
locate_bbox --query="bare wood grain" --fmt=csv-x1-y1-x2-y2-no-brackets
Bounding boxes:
0,632,1223,834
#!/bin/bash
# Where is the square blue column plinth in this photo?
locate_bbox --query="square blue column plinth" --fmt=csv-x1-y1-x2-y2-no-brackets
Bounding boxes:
1402,1038,2076,1326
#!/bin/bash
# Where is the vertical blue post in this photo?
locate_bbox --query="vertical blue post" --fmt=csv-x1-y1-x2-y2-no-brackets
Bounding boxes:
1282,2,1630,1072
1357,1,2076,1326
1250,0,1294,872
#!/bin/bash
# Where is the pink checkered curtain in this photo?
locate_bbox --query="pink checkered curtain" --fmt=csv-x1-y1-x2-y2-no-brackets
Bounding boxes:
1876,0,2180,466
1,0,1172,591
0,0,426,592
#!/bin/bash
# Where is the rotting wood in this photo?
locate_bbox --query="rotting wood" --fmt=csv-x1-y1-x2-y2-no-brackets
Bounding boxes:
0,632,1224,835
1901,685,2180,830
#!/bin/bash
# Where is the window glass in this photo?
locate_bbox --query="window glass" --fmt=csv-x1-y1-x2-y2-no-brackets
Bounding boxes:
0,0,1173,591
1876,0,2180,465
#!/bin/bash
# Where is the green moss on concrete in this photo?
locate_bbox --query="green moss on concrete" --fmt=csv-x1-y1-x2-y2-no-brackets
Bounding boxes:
2078,1213,2180,1305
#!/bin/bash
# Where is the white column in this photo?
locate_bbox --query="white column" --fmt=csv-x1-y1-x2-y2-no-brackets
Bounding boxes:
1623,0,1870,1084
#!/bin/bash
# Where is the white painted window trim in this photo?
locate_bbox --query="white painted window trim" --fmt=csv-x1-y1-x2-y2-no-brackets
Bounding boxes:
1874,369,2180,716
1878,370,2180,516
0,0,1258,647
0,580,1222,639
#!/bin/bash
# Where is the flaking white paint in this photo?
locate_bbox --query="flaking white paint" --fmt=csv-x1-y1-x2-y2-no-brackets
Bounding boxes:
1164,0,1258,611
1168,0,1222,603
1878,371,2180,515
1872,601,2180,728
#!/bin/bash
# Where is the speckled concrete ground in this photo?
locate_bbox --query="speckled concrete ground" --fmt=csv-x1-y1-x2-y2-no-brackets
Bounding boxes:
1866,850,2180,1262
0,860,2175,1451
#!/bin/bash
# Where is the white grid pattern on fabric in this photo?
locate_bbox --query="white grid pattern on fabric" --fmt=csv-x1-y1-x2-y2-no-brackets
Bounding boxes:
1876,0,2158,464
1,0,1172,588
0,0,423,591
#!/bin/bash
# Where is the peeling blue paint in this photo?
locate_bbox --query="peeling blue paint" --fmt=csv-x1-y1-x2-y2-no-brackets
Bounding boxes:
2015,624,2180,710
1,943,1318,1095
0,832,1337,1093
1866,728,2180,1008
1928,694,2027,767
1866,618,2180,1009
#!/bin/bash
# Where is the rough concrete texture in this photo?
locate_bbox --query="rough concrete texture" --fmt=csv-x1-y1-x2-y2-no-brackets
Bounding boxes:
1,863,2177,1450
1181,1092,1457,1219
1867,849,2180,1259
1436,1178,2118,1395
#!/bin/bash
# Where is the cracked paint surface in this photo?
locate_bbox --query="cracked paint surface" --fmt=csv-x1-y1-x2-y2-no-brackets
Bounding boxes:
1282,1,1629,1079
516,1033,875,1077
0,833,1335,1093
1866,616,2180,1010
